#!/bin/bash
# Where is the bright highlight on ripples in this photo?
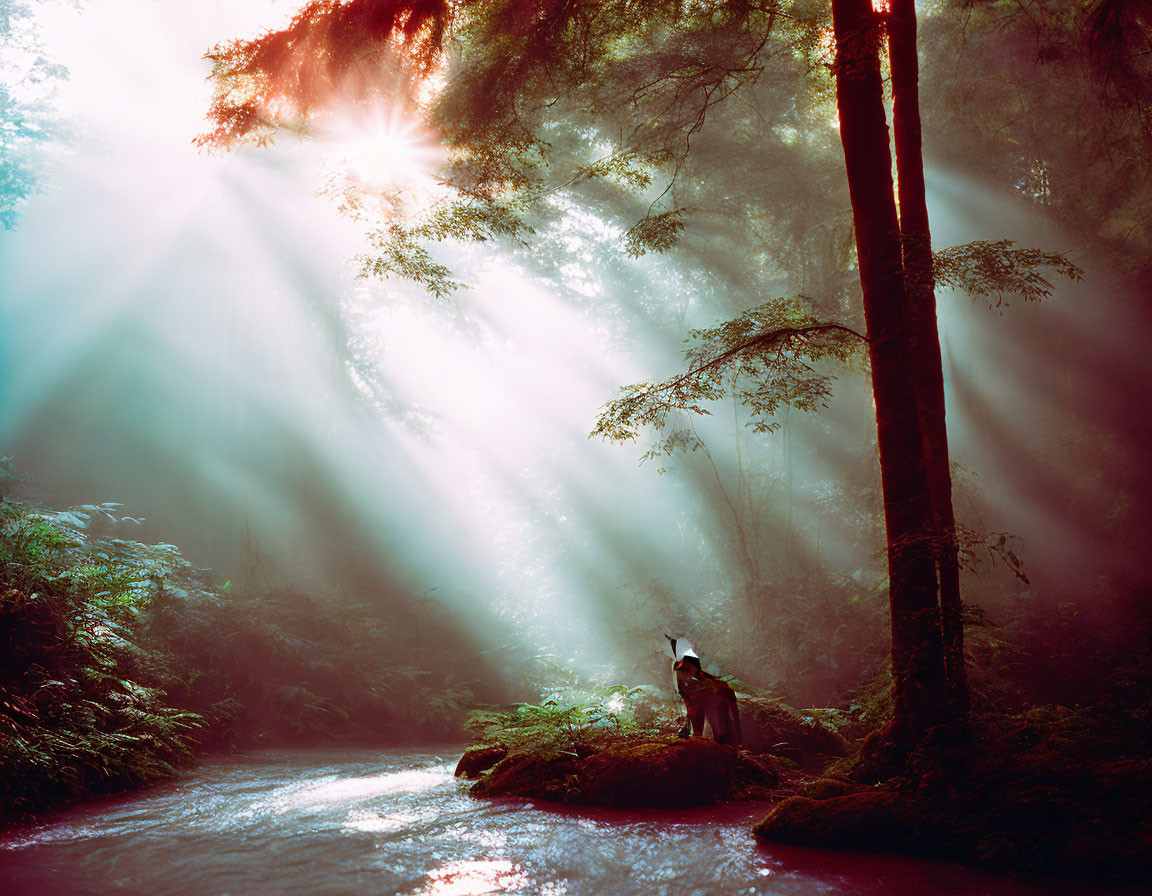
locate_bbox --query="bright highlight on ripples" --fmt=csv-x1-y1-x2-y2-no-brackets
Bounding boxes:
411,860,533,896
257,767,451,814
343,808,435,833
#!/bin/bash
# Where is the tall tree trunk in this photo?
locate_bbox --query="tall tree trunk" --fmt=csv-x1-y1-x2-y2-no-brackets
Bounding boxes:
888,0,970,720
831,0,947,746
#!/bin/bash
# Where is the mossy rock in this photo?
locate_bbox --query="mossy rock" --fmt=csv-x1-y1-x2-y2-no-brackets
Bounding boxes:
758,731,1152,878
455,744,508,779
734,750,791,801
754,791,946,854
579,739,737,807
465,738,740,807
805,775,866,801
474,754,580,802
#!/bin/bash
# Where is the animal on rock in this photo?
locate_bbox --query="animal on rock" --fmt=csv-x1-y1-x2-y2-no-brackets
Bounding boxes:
667,637,741,747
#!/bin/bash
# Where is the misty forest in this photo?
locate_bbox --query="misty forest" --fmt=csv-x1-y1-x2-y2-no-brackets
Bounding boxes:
1,0,1150,893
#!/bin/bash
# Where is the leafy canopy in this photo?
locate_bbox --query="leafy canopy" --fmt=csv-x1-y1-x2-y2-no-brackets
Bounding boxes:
199,1,831,296
199,1,1084,458
591,242,1083,458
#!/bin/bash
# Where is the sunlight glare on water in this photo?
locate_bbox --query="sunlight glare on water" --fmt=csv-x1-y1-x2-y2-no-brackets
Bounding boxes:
415,859,531,896
257,767,453,813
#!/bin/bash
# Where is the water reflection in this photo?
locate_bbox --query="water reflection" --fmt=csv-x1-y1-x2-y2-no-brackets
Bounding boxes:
343,808,436,833
411,859,530,896
0,750,1141,896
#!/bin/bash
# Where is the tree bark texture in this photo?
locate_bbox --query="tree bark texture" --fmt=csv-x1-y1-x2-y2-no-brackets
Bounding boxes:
831,0,947,745
888,0,969,720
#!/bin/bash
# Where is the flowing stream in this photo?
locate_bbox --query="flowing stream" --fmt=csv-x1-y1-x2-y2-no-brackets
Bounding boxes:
0,749,1131,896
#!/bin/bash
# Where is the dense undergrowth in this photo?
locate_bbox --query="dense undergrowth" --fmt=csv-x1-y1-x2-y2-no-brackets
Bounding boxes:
0,492,202,821
753,694,1152,878
0,471,479,824
458,680,782,773
465,685,668,760
745,583,1152,878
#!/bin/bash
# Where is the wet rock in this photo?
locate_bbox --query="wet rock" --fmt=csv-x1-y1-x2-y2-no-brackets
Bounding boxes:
753,791,943,854
579,739,737,808
467,738,740,808
474,754,579,802
805,775,865,801
737,751,782,786
455,744,508,779
733,750,786,800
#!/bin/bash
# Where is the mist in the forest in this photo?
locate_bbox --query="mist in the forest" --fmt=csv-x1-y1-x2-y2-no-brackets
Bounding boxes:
1,0,1147,705
929,171,1152,598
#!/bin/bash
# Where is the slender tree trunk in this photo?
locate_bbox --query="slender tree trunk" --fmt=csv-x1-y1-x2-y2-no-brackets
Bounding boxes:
888,0,970,720
831,0,947,746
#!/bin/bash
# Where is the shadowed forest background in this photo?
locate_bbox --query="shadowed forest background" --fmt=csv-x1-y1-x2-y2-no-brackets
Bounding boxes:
1,0,1151,878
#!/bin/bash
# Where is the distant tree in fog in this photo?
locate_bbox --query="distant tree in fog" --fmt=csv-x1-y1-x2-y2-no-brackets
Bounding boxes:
0,0,67,229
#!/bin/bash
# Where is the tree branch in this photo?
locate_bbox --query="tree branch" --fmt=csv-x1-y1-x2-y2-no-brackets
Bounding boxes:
666,322,867,393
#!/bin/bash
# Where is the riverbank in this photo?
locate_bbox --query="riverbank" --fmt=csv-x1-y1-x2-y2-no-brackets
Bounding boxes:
755,706,1152,879
456,689,1152,880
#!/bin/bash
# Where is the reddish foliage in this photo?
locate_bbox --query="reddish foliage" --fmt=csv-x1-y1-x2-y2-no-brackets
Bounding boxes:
199,0,452,148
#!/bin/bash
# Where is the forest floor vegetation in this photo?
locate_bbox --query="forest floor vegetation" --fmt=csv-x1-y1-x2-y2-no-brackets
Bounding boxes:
457,654,1152,881
756,693,1152,878
455,686,844,806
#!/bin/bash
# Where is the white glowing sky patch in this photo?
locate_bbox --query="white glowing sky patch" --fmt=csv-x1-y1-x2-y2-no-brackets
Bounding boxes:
319,107,445,193
366,262,616,440
33,1,286,139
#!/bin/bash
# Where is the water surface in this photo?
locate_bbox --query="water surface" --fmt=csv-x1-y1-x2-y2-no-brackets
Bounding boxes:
0,749,1127,895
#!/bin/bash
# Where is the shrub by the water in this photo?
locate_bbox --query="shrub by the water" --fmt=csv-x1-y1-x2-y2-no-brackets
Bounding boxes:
464,685,669,761
0,472,481,823
0,496,202,820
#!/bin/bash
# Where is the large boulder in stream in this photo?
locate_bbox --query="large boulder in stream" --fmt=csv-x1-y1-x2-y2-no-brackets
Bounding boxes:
465,738,749,807
754,791,944,853
580,739,737,807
